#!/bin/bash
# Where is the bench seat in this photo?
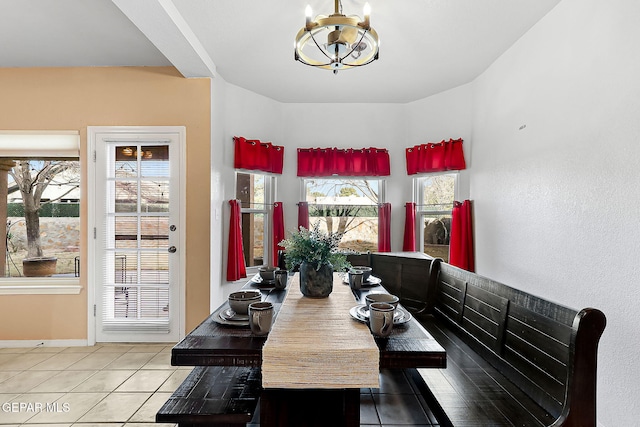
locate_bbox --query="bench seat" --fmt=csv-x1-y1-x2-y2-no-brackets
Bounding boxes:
359,253,606,427
156,365,261,427
411,315,556,426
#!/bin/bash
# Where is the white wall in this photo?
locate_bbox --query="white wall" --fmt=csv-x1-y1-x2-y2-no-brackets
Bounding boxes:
211,79,284,309
280,103,407,248
406,83,473,201
470,0,640,425
209,74,226,311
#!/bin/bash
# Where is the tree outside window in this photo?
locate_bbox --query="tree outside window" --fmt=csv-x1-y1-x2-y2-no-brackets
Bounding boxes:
305,178,383,253
5,159,80,277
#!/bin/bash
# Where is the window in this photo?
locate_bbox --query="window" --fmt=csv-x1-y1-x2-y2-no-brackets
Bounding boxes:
415,173,456,262
303,178,385,252
0,131,81,293
236,172,274,268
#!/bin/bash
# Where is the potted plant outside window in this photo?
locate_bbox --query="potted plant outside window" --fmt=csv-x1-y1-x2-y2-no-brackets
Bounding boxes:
9,160,79,277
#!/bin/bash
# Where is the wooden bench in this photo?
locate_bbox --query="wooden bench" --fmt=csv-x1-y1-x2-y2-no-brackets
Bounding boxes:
364,253,606,427
156,365,261,427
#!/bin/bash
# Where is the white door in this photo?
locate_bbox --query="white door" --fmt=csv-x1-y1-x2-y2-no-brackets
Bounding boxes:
89,127,184,343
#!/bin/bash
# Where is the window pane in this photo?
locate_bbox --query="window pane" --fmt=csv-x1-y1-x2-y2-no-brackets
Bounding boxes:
310,216,379,253
115,216,138,243
141,180,169,211
236,172,265,208
139,146,170,177
421,174,455,210
115,158,137,178
422,215,451,263
418,173,455,262
242,212,265,267
236,172,269,268
140,252,169,284
110,286,169,320
306,178,381,253
5,159,80,277
115,181,138,213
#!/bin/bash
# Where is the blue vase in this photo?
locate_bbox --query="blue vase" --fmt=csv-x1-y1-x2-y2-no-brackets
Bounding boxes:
299,261,333,298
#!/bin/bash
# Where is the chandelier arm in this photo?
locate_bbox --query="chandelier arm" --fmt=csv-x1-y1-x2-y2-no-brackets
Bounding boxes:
297,58,335,67
339,53,378,68
308,30,334,61
339,29,369,62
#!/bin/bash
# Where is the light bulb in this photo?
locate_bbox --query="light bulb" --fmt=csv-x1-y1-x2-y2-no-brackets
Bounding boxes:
305,5,313,29
363,2,371,28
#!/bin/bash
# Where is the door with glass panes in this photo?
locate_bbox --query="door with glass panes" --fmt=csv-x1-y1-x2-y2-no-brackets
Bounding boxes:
92,129,182,342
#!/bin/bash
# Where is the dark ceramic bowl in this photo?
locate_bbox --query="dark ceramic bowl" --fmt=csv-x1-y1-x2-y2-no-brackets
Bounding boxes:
228,290,261,315
259,266,277,282
365,293,399,310
350,266,372,281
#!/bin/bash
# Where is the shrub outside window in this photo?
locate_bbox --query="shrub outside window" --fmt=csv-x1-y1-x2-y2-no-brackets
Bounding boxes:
415,173,456,262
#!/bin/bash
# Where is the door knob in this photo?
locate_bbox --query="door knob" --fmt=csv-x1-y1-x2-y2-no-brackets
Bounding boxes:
168,246,177,253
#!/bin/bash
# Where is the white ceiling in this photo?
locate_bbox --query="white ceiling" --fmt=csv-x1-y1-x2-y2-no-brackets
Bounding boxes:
0,0,562,103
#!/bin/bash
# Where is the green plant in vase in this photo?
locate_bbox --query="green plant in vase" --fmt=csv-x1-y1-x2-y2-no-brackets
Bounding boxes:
279,222,351,298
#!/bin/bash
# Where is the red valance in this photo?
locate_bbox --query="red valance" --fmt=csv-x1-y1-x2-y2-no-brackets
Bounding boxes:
405,138,466,175
234,136,284,174
297,147,390,177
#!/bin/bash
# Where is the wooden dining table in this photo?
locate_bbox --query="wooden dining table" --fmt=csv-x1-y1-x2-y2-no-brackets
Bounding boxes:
171,272,446,426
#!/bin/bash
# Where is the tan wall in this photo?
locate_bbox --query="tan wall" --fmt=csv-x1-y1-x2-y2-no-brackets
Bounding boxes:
0,67,211,341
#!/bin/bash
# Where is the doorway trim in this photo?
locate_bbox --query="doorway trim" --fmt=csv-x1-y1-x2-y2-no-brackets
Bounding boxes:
87,126,186,345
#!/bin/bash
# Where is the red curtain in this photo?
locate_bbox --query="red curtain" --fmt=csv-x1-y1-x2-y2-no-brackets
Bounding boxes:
402,202,416,251
449,200,475,272
273,202,285,268
226,200,247,281
405,138,466,174
378,203,392,252
298,201,310,231
297,147,390,177
234,136,284,174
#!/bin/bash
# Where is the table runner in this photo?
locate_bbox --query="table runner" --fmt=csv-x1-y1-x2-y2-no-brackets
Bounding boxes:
262,273,380,389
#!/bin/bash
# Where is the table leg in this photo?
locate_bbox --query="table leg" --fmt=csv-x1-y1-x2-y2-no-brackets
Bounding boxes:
260,388,360,427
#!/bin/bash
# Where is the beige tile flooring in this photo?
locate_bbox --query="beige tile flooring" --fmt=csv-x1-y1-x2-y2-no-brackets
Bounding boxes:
0,344,188,427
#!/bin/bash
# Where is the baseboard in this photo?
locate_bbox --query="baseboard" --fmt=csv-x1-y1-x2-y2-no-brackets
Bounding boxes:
0,339,89,348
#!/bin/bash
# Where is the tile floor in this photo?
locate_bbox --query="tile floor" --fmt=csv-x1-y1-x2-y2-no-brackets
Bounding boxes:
0,344,441,427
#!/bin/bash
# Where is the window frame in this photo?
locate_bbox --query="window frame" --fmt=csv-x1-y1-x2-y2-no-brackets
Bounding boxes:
300,177,386,252
236,171,275,273
0,131,81,294
414,172,458,260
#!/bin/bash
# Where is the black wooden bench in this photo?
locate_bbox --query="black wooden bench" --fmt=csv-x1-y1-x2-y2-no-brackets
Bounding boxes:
363,253,606,427
156,365,261,427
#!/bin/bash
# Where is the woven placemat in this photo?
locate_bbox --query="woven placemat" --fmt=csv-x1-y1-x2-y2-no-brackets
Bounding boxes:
262,273,379,389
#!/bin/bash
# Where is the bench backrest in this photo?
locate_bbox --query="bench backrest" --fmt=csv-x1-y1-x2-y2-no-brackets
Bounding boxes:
364,253,436,312
433,259,606,424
